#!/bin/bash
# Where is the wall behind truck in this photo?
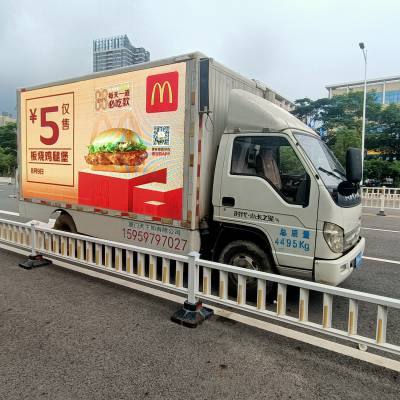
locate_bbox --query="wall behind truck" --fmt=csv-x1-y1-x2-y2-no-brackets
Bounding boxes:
197,59,266,222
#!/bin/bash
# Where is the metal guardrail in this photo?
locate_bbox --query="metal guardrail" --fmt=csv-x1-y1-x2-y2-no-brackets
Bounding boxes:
362,187,400,212
0,217,399,356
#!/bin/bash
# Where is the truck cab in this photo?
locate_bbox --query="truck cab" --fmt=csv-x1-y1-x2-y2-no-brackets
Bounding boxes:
212,90,365,286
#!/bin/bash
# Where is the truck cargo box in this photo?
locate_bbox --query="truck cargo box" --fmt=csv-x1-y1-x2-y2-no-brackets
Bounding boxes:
18,52,293,232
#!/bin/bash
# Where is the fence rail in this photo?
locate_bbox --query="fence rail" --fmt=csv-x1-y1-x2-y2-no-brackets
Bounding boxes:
0,217,399,357
362,186,400,211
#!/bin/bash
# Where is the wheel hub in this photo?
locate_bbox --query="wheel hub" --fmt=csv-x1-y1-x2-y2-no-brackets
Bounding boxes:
231,254,260,271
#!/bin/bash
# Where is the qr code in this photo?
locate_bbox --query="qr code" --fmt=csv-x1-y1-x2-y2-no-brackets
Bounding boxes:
152,125,170,146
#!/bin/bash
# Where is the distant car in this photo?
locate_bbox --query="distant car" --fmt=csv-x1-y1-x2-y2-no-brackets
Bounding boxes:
364,178,381,187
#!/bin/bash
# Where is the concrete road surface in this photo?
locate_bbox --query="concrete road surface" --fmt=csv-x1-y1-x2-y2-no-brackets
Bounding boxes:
0,249,399,400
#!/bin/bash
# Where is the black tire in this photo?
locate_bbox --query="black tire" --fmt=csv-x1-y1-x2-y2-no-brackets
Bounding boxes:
218,240,276,300
53,213,77,233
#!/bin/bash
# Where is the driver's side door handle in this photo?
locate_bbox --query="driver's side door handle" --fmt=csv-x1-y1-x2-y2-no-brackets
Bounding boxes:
222,197,235,207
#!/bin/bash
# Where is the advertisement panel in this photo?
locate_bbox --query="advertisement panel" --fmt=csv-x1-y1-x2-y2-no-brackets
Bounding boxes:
21,62,187,221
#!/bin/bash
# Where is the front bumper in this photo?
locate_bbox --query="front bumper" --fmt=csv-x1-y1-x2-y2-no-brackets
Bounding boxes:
314,237,365,286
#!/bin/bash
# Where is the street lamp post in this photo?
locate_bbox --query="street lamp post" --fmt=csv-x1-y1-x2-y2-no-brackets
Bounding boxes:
359,42,367,184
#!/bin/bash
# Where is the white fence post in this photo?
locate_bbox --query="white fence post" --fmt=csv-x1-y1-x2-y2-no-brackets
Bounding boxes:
30,222,37,257
171,251,213,328
187,251,199,304
18,222,50,269
378,186,386,216
376,305,388,344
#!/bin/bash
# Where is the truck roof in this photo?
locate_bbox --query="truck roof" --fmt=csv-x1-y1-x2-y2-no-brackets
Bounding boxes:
17,52,294,111
226,89,317,136
18,52,207,92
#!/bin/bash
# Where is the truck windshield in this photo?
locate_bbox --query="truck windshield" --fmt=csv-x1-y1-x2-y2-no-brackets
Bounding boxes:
294,132,346,187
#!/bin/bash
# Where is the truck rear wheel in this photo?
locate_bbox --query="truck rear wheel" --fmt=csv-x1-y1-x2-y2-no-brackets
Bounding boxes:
53,213,77,233
217,240,276,300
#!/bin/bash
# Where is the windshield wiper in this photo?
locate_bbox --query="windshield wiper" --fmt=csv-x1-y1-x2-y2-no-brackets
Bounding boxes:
333,168,346,178
318,167,341,180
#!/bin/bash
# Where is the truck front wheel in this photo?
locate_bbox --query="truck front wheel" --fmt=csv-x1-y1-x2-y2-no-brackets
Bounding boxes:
217,240,276,299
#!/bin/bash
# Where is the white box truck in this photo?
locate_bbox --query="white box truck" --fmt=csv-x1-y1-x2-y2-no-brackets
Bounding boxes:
18,52,365,286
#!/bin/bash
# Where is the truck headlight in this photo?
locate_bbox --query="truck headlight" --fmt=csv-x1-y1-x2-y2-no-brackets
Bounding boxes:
323,222,344,253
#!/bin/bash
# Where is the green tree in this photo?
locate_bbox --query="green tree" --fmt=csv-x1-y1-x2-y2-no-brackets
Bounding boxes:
0,122,17,175
0,122,17,153
293,92,400,183
292,92,381,140
330,128,361,166
0,147,15,175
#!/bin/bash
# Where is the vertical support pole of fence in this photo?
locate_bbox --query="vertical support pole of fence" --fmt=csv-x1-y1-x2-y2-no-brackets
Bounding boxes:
187,251,199,304
257,279,266,310
219,271,228,300
85,241,93,263
126,250,134,275
348,299,358,335
52,234,59,254
322,293,333,329
69,239,76,258
43,232,51,251
77,239,84,261
137,252,145,277
30,222,37,257
378,186,386,216
162,258,170,284
60,236,67,257
175,261,184,288
376,305,388,344
299,288,309,322
25,227,30,247
114,248,122,271
237,275,246,305
203,267,211,295
18,227,24,245
148,255,156,280
277,283,287,316
104,246,112,268
94,244,101,266
37,231,43,251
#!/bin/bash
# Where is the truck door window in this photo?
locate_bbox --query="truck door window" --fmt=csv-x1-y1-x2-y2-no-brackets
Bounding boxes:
231,136,309,205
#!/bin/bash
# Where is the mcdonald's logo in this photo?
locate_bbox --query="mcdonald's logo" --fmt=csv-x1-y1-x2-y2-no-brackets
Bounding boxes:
146,71,179,113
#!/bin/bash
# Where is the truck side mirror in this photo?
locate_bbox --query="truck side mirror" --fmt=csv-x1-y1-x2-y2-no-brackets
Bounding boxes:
346,148,362,183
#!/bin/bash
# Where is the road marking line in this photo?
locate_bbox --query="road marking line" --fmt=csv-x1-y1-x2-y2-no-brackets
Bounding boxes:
363,256,400,265
0,210,19,216
362,227,400,233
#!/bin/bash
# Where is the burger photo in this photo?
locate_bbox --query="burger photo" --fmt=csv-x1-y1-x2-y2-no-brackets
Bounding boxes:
85,128,148,172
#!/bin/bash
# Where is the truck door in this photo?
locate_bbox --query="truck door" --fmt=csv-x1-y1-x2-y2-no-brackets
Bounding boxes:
214,133,319,271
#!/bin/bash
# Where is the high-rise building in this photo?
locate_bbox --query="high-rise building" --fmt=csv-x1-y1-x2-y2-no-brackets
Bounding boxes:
0,112,15,127
326,75,400,105
93,35,150,72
